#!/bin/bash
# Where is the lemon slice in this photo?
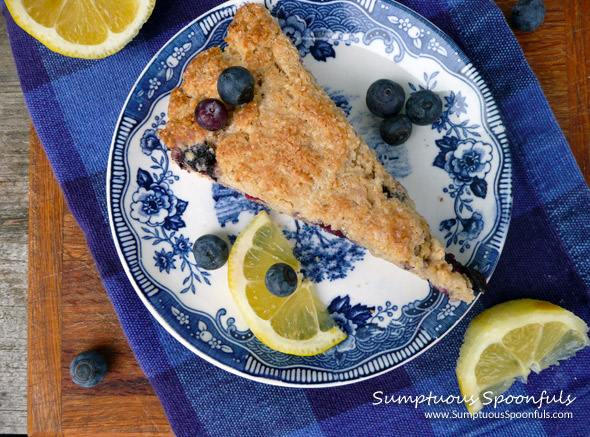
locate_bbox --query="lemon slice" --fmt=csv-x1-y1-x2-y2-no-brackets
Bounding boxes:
457,299,589,413
5,0,155,59
228,211,346,356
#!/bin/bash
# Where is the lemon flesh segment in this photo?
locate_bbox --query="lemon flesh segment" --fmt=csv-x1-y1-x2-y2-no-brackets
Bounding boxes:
475,343,529,388
312,290,337,332
228,211,346,356
501,323,542,366
22,0,64,27
94,0,139,33
56,0,109,45
535,325,589,372
251,223,298,264
270,283,319,341
245,281,285,321
457,299,589,414
5,0,155,59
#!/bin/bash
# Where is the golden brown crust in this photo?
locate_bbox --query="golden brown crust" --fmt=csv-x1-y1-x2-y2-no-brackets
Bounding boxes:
157,3,475,302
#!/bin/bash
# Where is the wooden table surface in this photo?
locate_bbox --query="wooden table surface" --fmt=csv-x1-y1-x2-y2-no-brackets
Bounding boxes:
28,129,173,436
26,1,589,435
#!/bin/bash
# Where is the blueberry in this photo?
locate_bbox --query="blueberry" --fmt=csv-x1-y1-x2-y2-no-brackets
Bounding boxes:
511,0,545,32
405,90,443,126
382,185,407,202
188,143,216,172
265,263,298,297
380,114,413,146
192,234,229,270
217,66,255,106
366,79,405,118
195,98,228,131
70,351,107,388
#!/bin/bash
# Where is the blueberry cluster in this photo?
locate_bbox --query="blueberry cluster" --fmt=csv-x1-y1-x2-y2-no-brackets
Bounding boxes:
366,79,443,146
194,66,256,131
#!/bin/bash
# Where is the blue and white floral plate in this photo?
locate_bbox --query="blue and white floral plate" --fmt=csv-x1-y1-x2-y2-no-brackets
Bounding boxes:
107,0,512,386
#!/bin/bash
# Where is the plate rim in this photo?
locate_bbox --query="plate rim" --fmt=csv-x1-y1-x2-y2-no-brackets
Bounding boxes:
106,0,512,387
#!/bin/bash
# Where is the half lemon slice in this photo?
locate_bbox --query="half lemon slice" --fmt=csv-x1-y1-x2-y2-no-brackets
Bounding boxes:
457,299,589,413
227,211,346,356
5,0,155,59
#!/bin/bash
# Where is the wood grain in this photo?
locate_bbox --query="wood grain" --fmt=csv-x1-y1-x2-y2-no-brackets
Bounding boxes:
0,14,29,435
28,129,173,436
495,0,590,185
28,125,63,436
565,0,590,180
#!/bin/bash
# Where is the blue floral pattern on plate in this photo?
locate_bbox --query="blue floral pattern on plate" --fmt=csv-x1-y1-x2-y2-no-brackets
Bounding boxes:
107,0,512,386
131,114,212,293
406,72,494,253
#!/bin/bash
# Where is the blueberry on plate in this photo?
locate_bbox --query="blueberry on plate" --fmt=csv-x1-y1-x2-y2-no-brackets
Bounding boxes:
218,66,255,106
511,0,545,32
366,79,405,118
193,234,229,270
380,114,413,146
70,351,107,388
265,263,298,297
194,98,228,131
405,90,443,126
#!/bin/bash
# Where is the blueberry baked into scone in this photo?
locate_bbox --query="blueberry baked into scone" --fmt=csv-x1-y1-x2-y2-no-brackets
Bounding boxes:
157,3,485,302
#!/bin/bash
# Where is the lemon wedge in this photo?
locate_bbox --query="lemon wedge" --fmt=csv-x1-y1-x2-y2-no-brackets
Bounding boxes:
457,299,589,413
5,0,155,59
227,211,346,356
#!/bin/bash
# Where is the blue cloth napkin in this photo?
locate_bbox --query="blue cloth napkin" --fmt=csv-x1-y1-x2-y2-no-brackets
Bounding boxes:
4,0,590,435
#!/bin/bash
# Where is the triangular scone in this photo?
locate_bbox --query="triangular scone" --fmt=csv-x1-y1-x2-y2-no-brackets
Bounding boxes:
158,3,483,302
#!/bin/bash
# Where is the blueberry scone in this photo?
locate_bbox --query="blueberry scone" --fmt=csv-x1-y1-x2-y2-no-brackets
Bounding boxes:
157,3,484,302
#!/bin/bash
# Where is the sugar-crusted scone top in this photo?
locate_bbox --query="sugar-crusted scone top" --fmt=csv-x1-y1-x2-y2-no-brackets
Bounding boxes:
157,3,475,302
